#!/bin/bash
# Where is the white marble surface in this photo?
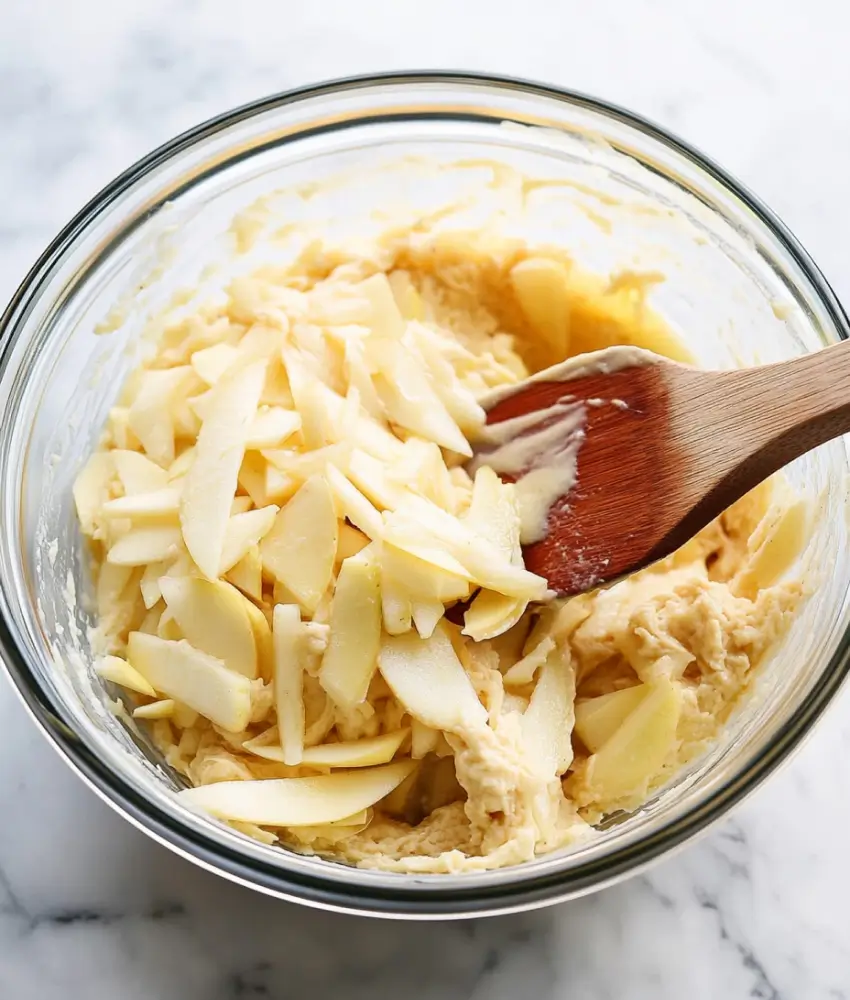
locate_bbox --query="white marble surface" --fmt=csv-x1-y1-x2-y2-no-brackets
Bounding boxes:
3,1,850,996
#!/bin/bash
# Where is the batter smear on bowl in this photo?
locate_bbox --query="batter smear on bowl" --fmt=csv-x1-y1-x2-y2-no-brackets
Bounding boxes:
74,199,804,873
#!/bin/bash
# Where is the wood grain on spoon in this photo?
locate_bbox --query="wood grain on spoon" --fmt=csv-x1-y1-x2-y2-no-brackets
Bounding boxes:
478,341,850,596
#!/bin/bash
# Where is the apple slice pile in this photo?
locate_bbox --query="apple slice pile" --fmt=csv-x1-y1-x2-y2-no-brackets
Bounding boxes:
74,258,684,852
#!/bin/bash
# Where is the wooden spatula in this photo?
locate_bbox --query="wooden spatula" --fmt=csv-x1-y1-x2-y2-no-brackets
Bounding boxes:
474,342,850,596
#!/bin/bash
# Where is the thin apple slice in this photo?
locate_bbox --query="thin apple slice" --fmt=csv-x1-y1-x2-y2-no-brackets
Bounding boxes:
509,257,571,362
139,560,168,609
407,323,486,435
243,596,273,681
272,604,306,766
336,524,370,563
346,448,406,511
411,600,444,639
384,496,547,601
388,270,425,320
344,338,384,421
463,590,528,643
112,450,168,495
220,504,279,575
247,729,409,768
191,343,241,385
127,632,252,731
520,648,575,777
318,551,382,709
371,340,470,455
359,272,406,338
107,526,183,566
96,654,157,697
574,685,651,754
225,545,263,600
245,407,301,449
379,564,413,636
378,625,487,733
101,488,181,522
179,760,417,827
128,366,196,467
260,476,338,615
325,464,383,540
180,359,267,579
586,678,682,800
160,576,258,679
231,495,254,515
381,543,471,603
73,452,114,536
133,699,175,720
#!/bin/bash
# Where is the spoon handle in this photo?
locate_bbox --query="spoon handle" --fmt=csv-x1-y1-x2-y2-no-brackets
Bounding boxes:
674,338,850,530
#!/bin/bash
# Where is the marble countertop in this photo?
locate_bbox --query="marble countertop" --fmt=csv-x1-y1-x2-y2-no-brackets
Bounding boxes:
3,1,850,996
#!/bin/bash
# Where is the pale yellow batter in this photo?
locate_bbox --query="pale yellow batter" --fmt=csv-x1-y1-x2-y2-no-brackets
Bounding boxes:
74,213,804,874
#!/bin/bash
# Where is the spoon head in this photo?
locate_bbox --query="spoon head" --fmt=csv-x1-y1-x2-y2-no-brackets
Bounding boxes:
482,358,681,596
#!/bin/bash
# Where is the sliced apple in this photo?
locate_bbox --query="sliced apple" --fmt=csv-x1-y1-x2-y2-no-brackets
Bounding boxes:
282,347,338,450
285,813,373,845
378,625,487,733
381,543,471,603
133,699,175,720
179,760,416,827
245,407,301,449
191,343,241,385
243,596,274,680
247,729,409,768
346,448,406,511
259,476,338,615
344,338,384,421
319,551,382,709
383,496,547,601
407,323,486,436
139,560,168,609
73,452,114,536
127,632,252,731
273,604,306,766
336,524,370,563
510,257,571,362
371,340,470,455
388,269,425,321
502,635,556,687
521,649,575,777
231,495,254,515
218,506,277,577
167,447,196,481
463,591,527,643
574,685,651,754
111,450,168,495
160,576,258,679
325,464,383,540
410,719,439,759
106,526,183,566
101,488,180,522
411,600,444,639
735,498,810,595
96,654,156,697
586,678,682,800
225,545,263,601
180,359,267,579
359,272,406,339
128,366,196,467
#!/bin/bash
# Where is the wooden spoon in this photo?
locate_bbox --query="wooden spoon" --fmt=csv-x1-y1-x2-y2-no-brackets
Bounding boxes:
474,342,850,597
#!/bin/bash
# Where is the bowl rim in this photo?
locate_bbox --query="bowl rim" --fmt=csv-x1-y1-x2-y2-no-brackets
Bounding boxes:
1,70,849,919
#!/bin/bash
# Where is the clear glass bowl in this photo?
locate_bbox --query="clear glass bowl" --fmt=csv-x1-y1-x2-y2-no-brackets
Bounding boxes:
1,72,849,919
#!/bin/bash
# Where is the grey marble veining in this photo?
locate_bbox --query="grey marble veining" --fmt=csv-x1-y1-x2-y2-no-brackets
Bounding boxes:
3,1,850,997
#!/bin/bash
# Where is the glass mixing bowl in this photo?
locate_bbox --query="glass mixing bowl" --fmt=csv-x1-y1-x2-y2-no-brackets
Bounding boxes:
1,73,849,919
